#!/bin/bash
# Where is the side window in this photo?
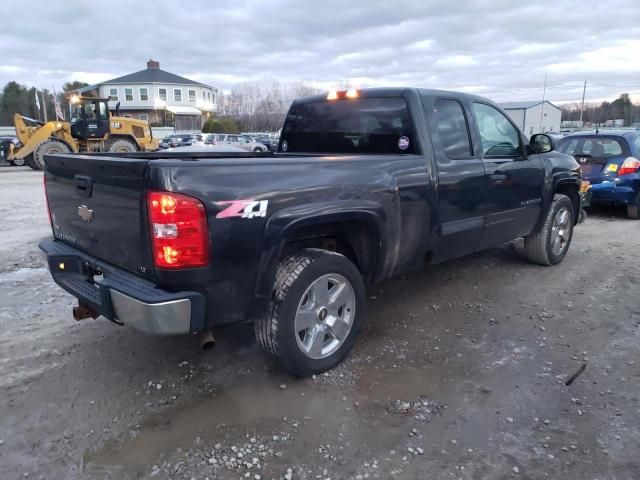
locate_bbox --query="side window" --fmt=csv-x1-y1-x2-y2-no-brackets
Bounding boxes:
216,134,225,142
238,136,248,144
228,136,238,143
472,103,520,157
98,102,108,121
433,99,472,159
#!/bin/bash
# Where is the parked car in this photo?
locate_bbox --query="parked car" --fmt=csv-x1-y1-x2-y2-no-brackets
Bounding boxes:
40,87,581,376
207,134,268,152
251,135,278,151
556,130,640,219
165,135,197,148
0,136,23,166
159,136,174,149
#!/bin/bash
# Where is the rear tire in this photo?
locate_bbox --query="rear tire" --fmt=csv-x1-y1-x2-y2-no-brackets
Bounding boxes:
32,140,71,170
106,138,137,153
627,194,640,219
525,194,575,266
255,249,365,377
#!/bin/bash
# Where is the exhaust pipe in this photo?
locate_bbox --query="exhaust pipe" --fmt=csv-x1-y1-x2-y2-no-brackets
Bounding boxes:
72,303,98,321
200,330,215,351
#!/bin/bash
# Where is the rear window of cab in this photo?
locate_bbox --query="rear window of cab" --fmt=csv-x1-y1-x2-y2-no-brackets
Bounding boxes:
557,136,627,159
280,97,416,154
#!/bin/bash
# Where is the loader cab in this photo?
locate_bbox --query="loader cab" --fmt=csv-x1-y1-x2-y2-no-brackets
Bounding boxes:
69,97,109,140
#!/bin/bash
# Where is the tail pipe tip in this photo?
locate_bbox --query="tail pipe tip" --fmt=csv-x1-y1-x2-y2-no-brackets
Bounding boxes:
200,330,215,351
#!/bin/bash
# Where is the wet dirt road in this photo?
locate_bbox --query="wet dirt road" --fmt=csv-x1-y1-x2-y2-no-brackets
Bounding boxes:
1,168,639,480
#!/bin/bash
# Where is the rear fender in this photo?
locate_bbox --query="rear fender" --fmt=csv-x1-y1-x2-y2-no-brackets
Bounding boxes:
252,201,386,304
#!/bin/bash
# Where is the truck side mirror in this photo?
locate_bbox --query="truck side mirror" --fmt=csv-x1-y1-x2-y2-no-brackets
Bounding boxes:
530,133,554,154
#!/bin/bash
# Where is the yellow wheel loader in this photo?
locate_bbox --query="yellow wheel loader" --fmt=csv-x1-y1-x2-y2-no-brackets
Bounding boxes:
8,96,159,170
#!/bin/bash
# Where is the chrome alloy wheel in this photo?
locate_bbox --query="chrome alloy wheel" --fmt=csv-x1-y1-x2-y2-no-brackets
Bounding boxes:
294,273,356,360
551,206,571,256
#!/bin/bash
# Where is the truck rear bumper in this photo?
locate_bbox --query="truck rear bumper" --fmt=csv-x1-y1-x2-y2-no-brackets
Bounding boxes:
39,238,205,335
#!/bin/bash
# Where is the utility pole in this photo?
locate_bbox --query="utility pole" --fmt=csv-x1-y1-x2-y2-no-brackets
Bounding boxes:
539,72,547,132
578,80,587,129
41,90,48,122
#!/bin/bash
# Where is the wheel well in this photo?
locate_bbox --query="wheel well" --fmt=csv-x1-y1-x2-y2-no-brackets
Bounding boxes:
283,221,377,281
555,183,580,222
106,134,139,146
47,137,74,151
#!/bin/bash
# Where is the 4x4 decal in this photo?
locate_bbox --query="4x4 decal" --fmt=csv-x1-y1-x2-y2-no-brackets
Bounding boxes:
216,200,268,219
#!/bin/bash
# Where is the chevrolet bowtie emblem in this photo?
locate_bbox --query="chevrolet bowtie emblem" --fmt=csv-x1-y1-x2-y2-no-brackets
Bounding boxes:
78,205,94,222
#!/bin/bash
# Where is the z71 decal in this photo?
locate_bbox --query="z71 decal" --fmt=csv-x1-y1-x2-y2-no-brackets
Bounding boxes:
216,200,268,219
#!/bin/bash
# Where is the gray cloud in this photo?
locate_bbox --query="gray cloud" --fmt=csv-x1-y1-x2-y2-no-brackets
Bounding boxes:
2,0,639,104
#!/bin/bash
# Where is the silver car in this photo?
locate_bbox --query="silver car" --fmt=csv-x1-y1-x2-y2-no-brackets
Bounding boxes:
207,134,268,152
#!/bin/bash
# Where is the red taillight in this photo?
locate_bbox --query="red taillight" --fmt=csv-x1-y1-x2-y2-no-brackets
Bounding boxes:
43,174,52,226
147,191,209,269
618,157,640,176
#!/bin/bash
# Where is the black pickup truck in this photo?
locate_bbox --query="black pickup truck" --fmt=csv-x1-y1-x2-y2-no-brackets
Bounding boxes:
40,88,581,376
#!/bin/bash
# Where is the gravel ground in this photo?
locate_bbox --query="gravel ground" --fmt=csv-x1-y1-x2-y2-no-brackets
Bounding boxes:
0,167,639,480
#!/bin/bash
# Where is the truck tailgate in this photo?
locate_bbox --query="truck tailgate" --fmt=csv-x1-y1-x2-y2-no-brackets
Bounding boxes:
45,154,154,279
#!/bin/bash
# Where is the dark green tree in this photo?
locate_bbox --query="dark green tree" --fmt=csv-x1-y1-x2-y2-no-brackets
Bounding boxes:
611,93,633,126
220,117,239,133
202,118,227,133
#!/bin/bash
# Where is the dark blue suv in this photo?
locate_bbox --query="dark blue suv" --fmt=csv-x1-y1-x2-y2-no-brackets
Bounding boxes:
556,130,640,219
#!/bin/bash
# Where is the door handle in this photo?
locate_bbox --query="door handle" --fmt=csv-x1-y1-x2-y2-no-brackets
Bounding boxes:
489,172,507,184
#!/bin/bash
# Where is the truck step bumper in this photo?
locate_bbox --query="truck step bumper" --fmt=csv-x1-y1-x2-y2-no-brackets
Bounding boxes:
39,238,205,335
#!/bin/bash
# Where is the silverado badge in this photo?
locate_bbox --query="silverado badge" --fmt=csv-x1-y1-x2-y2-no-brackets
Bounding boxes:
78,205,94,222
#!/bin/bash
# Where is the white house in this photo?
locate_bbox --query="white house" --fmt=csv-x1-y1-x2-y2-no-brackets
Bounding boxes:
498,100,561,138
76,60,217,131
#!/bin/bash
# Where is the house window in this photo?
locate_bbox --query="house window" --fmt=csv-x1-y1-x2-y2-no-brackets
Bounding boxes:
207,92,211,101
174,89,182,102
202,91,206,101
188,89,196,102
108,88,118,102
159,88,167,101
212,92,215,103
140,88,149,101
139,113,148,122
124,88,133,102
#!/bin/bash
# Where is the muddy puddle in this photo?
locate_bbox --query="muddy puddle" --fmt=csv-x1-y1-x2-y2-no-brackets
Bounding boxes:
83,362,462,476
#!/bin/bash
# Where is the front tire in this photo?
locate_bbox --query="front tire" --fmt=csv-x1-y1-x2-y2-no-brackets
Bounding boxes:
255,249,365,376
32,140,71,170
525,194,575,266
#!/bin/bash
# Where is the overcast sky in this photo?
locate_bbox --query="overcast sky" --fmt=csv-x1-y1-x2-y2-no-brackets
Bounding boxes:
2,0,639,104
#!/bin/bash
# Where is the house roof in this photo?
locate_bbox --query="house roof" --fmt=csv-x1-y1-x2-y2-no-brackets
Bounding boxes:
499,100,560,111
100,67,212,88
